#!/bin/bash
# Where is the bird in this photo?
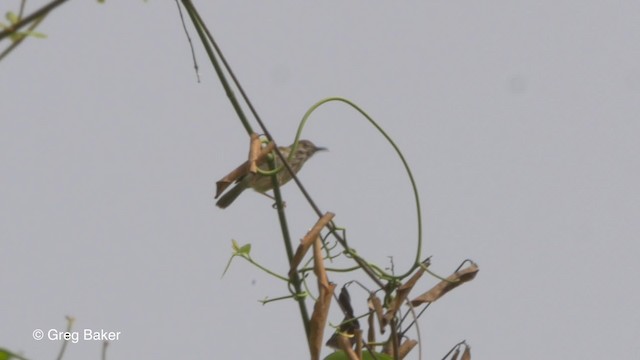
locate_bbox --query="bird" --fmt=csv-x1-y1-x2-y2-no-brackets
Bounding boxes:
215,140,326,209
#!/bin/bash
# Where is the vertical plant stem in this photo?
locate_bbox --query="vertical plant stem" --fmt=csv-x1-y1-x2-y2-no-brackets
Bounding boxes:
268,157,311,340
181,0,311,349
179,0,253,135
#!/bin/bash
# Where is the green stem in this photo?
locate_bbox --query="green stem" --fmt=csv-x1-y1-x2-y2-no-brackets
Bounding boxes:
243,255,289,282
268,157,311,339
179,0,253,135
300,97,424,280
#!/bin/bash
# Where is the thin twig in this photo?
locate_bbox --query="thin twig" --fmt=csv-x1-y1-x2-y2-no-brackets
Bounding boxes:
18,0,27,19
0,11,48,62
178,0,253,134
174,0,200,82
0,0,70,42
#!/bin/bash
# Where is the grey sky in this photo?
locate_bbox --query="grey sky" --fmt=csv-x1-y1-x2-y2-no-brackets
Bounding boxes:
2,1,639,359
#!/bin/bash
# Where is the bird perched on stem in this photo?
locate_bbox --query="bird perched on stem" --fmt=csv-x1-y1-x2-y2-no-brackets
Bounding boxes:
215,140,326,209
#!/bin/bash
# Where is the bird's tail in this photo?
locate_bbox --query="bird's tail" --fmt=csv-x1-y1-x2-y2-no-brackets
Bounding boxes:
216,182,247,209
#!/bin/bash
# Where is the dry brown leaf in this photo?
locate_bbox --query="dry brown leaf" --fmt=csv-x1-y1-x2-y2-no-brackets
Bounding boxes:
450,347,460,360
289,212,335,279
306,220,341,359
313,234,330,288
354,329,363,360
368,294,385,334
398,339,418,360
248,133,261,174
384,266,425,325
308,281,336,360
382,333,401,357
214,180,232,200
367,307,375,344
288,235,315,279
214,142,276,198
461,345,471,360
410,262,479,306
337,334,360,360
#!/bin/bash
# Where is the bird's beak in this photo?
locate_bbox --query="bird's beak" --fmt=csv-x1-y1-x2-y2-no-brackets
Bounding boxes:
316,146,328,152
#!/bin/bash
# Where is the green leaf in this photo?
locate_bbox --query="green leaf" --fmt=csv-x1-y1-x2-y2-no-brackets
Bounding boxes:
238,244,251,255
0,348,11,360
231,240,251,256
22,31,47,39
223,239,251,277
0,348,29,360
6,12,19,25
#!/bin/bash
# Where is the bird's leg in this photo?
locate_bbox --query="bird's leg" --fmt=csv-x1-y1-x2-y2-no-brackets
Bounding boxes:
257,191,288,209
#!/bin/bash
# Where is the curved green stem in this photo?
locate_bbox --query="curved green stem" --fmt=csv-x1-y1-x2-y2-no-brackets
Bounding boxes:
299,97,424,280
242,255,289,282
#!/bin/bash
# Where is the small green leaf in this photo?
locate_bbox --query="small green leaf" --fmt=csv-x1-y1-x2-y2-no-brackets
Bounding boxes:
238,244,251,255
22,31,47,39
0,347,29,360
231,239,240,252
6,12,19,25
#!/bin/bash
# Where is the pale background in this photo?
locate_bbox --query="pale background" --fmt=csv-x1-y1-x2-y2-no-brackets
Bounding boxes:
1,1,639,359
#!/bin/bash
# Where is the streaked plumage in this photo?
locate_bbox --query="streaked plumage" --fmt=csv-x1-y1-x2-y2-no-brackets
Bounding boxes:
216,140,326,209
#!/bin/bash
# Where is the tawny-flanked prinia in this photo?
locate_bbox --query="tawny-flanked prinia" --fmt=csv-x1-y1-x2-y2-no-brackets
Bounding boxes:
215,140,326,208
